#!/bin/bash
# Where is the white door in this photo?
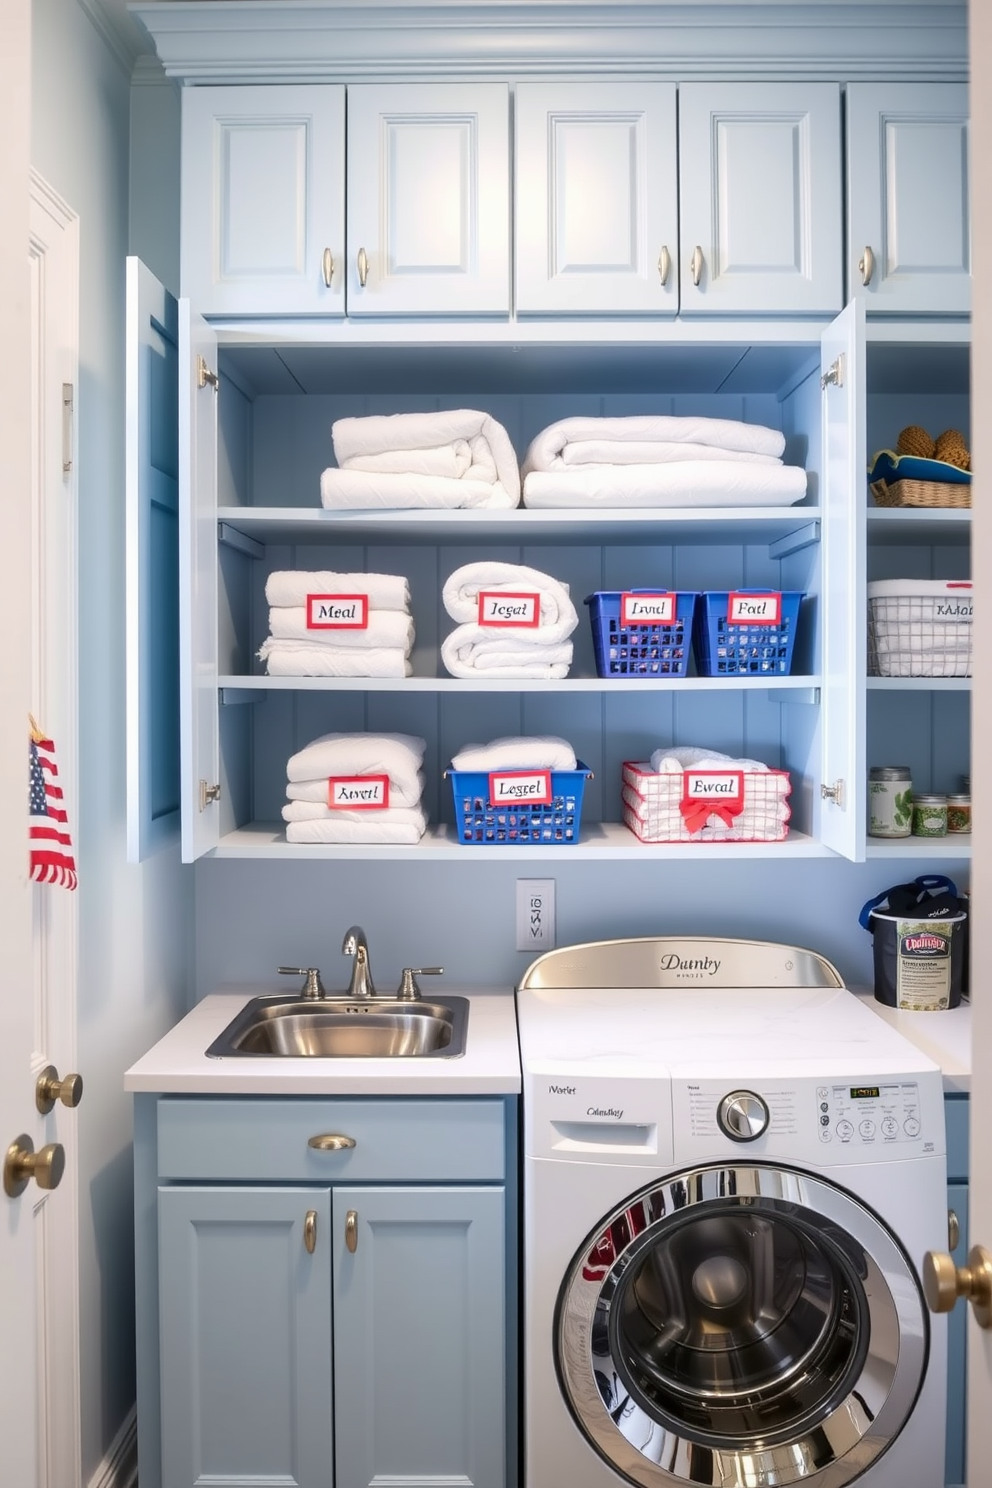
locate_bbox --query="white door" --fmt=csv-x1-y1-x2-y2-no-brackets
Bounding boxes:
679,82,843,316
514,81,678,316
346,82,510,315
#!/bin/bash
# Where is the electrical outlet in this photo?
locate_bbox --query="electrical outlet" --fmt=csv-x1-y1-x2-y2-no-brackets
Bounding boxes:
516,879,555,952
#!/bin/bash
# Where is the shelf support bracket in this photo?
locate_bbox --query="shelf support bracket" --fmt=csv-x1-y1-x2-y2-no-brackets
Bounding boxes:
218,521,265,560
767,687,819,706
221,689,265,707
768,521,820,560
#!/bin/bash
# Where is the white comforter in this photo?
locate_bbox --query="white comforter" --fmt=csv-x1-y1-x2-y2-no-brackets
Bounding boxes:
321,409,521,510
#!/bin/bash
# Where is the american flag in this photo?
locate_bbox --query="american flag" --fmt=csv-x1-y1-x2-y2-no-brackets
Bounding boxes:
29,731,77,890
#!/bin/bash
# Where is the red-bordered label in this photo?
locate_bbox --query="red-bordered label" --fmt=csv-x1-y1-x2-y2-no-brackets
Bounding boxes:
477,591,541,628
726,591,781,625
326,774,390,809
680,770,745,834
620,591,676,626
488,769,552,806
306,593,369,629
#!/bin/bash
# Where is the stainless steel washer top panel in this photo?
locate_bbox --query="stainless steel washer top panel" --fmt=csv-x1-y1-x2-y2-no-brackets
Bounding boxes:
519,936,844,992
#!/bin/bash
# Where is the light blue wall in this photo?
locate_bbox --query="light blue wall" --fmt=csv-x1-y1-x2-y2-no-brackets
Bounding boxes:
31,1,190,1476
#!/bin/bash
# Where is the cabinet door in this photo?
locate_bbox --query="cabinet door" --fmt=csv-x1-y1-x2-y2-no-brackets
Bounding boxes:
346,83,510,315
819,299,867,861
178,304,220,861
679,82,843,315
181,85,345,317
125,258,180,862
847,84,969,315
515,81,677,315
158,1185,333,1488
333,1185,506,1488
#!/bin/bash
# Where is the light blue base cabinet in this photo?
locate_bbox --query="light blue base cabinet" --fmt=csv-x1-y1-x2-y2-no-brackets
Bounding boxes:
135,1095,518,1488
945,1092,970,1488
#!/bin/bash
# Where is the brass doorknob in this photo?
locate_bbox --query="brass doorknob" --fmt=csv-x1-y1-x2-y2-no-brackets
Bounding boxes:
923,1245,992,1329
35,1064,83,1114
4,1135,66,1198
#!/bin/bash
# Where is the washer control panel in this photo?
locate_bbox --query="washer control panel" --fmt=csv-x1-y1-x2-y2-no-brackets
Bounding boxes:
717,1089,770,1142
815,1081,922,1147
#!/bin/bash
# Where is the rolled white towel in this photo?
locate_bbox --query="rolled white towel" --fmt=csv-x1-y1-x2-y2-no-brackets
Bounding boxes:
442,561,578,637
322,409,521,510
267,609,414,648
287,770,426,809
522,415,787,476
451,737,577,772
286,732,426,790
265,570,410,611
441,625,573,679
259,639,413,679
282,801,427,830
649,746,770,775
522,462,807,509
286,816,427,845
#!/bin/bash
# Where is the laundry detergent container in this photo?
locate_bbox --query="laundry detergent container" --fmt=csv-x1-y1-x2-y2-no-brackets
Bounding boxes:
860,874,967,1010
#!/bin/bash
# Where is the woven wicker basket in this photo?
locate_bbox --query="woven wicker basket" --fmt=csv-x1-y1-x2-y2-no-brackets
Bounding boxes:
870,477,971,510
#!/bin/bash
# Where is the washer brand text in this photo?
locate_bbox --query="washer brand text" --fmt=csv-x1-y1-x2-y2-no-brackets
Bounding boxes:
659,953,721,976
548,1084,576,1095
587,1106,624,1119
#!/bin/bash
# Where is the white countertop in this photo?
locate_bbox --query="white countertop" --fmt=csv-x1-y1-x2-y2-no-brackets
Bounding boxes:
124,985,521,1096
856,992,971,1094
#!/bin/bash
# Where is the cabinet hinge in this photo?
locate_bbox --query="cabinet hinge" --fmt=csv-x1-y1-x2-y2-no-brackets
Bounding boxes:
820,355,844,392
199,780,221,812
820,779,845,809
196,354,219,392
62,383,73,474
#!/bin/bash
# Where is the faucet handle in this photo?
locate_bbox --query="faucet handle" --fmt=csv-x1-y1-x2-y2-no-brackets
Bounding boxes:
396,967,444,1001
278,966,326,1000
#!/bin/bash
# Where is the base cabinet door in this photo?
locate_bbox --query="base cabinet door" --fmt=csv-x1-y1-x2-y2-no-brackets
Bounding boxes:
158,1185,334,1488
333,1185,506,1488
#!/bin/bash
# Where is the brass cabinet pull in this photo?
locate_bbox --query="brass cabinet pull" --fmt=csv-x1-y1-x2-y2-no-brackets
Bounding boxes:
657,245,671,286
948,1209,961,1252
690,245,704,287
304,1209,317,1254
859,245,875,287
321,247,334,288
345,1208,358,1253
35,1065,83,1115
4,1135,65,1198
923,1244,992,1329
308,1133,357,1153
357,246,369,287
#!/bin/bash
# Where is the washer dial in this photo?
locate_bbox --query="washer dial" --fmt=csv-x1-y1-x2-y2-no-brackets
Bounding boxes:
717,1089,770,1142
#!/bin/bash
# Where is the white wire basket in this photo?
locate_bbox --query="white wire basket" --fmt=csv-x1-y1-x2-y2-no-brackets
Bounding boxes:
867,579,973,678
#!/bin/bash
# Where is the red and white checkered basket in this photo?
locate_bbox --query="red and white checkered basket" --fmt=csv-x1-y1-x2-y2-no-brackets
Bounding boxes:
621,760,792,843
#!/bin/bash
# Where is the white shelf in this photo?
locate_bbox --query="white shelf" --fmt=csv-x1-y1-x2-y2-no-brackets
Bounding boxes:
219,673,821,695
209,821,834,860
866,507,970,544
866,676,971,691
865,836,971,859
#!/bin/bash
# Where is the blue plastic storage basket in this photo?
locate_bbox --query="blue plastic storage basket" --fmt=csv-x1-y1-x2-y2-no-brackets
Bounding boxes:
585,591,698,677
448,763,591,845
693,590,804,676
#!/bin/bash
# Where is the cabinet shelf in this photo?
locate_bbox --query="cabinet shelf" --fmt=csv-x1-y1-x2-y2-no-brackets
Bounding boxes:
865,837,971,859
867,676,971,691
866,508,971,545
218,674,821,696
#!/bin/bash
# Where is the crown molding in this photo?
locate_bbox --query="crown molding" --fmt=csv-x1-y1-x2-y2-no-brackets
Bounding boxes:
77,0,156,75
128,2,968,84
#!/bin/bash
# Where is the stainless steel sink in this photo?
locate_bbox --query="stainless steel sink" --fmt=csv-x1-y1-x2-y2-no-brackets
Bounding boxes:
205,996,469,1059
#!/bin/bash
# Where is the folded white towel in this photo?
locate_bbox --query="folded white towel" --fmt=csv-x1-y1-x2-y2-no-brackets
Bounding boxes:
287,770,426,809
322,409,521,510
265,570,410,611
442,561,578,636
259,639,413,678
649,746,771,775
286,733,426,790
286,817,428,845
522,462,807,509
267,609,414,649
282,801,427,829
441,626,573,679
522,416,787,476
560,440,782,468
450,737,578,772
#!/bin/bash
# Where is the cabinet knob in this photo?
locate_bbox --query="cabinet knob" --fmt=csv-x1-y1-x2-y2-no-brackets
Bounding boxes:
345,1208,359,1253
357,246,369,288
4,1135,65,1198
923,1245,992,1328
657,245,671,286
321,247,334,288
859,245,875,287
35,1065,83,1115
308,1133,357,1153
690,245,704,287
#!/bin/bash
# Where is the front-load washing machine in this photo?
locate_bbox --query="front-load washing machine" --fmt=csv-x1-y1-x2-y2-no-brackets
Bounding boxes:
517,937,948,1488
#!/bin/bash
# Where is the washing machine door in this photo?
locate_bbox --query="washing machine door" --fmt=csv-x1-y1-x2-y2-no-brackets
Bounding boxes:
556,1164,928,1488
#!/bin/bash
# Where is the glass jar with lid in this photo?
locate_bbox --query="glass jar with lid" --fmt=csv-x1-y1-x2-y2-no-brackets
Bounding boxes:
911,794,948,838
868,766,913,837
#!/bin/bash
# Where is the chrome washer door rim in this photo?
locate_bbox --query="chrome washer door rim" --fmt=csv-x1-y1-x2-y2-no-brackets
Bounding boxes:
556,1164,928,1488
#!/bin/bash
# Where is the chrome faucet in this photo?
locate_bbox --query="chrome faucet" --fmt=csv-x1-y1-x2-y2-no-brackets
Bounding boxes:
342,925,376,998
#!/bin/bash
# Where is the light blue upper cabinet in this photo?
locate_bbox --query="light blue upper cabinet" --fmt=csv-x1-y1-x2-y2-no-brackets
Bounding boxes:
678,82,843,316
846,83,970,314
514,81,678,316
346,82,511,316
181,84,345,317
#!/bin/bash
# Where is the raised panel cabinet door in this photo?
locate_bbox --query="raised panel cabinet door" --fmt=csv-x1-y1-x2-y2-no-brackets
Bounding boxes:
346,83,510,315
333,1185,506,1488
847,83,969,315
181,84,345,316
158,1185,334,1488
679,82,843,315
515,81,678,315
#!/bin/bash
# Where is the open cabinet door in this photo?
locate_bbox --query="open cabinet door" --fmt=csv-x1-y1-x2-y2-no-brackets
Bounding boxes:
178,300,220,861
125,258,181,861
818,299,867,860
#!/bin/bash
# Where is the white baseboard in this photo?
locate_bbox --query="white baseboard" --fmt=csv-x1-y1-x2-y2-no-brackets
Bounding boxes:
87,1405,138,1488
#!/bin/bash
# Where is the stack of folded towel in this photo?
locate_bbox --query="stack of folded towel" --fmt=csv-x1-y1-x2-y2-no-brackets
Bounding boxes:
258,570,414,678
621,746,792,843
320,409,521,510
520,415,807,509
282,732,428,843
440,562,579,679
450,736,578,772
